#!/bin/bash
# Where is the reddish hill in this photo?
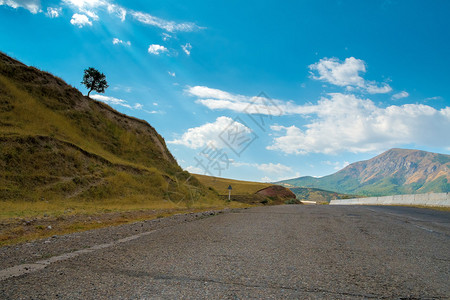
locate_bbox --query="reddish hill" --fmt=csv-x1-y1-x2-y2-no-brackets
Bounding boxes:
256,185,296,201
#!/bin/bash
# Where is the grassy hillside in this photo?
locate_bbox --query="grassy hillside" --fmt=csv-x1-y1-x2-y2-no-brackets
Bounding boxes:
0,54,176,170
0,52,233,244
278,149,450,196
0,52,214,203
193,174,271,195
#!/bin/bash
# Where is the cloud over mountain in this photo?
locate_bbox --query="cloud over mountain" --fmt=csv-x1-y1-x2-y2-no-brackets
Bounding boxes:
267,93,450,154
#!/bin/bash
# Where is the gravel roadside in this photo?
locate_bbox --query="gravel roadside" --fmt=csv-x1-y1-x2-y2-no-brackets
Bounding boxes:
0,208,240,270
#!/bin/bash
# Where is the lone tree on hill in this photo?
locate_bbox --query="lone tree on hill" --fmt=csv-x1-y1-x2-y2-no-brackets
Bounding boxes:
81,67,108,97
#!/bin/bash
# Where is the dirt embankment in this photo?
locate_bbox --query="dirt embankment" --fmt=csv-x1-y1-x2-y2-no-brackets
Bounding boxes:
256,185,296,200
226,185,297,205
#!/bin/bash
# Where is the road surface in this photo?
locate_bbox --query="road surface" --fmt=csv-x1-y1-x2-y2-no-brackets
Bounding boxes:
1,205,449,299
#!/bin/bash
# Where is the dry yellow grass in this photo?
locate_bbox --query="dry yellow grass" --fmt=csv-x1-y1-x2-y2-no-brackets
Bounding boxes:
401,205,450,212
193,174,271,195
0,198,250,246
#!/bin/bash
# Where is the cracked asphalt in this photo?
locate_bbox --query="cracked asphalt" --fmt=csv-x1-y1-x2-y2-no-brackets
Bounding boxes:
1,205,449,299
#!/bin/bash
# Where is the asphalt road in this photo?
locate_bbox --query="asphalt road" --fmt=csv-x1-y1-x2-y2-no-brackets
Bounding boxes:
1,205,449,299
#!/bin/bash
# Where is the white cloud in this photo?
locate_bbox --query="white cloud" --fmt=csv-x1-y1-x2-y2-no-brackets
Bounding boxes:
230,161,299,182
0,0,40,13
323,160,350,171
112,38,131,46
187,87,450,158
187,85,311,116
365,84,392,94
90,94,144,111
181,43,192,55
168,71,176,77
168,116,252,149
309,57,392,94
106,3,125,21
162,33,172,41
231,161,291,174
3,0,201,32
267,126,308,155
62,0,105,9
184,166,204,174
63,0,107,26
131,11,202,32
144,110,159,114
310,57,365,87
82,9,98,20
188,86,237,100
267,93,450,154
63,0,200,28
70,13,92,27
260,173,300,182
112,85,131,92
260,176,272,183
148,44,168,55
391,91,409,100
63,0,103,21
424,96,442,101
46,7,61,18
91,94,131,108
256,162,292,174
4,0,201,33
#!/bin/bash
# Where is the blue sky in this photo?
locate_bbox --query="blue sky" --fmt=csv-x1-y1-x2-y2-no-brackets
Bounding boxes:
1,0,449,182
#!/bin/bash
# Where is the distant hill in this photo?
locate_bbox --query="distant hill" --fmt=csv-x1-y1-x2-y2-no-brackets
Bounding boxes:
278,148,450,196
0,52,216,204
289,187,357,204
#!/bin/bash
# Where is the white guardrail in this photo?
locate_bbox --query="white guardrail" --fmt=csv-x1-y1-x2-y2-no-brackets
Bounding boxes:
329,192,450,207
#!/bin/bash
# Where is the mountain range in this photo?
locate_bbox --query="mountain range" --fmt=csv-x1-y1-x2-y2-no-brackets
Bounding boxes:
278,148,450,196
